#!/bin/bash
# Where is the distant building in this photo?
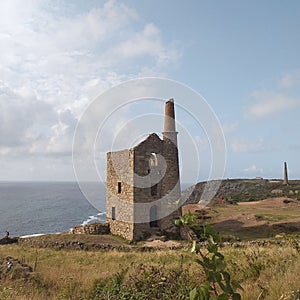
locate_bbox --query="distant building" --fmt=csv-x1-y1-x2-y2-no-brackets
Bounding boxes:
106,100,181,241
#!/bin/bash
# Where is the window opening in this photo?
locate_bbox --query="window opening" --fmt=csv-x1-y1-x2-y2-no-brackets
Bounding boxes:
117,182,122,193
149,153,158,167
112,207,116,220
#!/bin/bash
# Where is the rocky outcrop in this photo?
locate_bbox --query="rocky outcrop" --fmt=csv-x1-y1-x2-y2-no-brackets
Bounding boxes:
0,237,18,245
0,256,33,281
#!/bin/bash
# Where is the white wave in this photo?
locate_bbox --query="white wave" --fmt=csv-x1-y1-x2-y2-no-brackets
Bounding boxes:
81,212,106,226
19,232,61,239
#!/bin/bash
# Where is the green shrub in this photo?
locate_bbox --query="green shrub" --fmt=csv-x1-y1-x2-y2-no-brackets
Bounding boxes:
175,214,243,300
189,226,242,300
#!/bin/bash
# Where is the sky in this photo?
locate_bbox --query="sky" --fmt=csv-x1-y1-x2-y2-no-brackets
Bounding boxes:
0,0,300,183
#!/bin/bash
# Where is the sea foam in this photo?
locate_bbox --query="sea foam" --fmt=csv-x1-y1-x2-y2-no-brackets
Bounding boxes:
81,212,106,226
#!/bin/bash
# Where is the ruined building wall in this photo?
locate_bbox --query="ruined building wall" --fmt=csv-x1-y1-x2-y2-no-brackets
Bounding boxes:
106,99,181,241
106,149,135,240
159,137,181,234
132,134,165,240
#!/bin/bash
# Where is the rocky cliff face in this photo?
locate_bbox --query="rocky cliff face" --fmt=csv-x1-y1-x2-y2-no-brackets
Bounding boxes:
183,179,300,204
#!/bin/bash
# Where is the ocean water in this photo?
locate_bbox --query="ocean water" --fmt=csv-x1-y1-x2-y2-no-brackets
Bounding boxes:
0,182,106,237
0,181,193,238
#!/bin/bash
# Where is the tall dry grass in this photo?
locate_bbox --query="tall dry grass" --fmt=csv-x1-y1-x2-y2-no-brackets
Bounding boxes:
224,245,300,299
0,242,299,299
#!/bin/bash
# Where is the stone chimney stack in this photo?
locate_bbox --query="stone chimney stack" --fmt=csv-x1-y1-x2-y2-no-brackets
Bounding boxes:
160,99,181,232
163,99,178,146
284,161,289,185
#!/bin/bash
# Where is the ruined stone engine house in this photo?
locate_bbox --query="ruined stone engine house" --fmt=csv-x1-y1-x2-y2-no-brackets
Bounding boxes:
106,99,181,241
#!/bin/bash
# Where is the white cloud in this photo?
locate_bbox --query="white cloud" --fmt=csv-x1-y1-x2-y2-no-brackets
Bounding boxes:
0,0,179,106
243,164,263,175
112,23,180,66
0,82,56,150
0,0,181,180
0,1,182,181
247,91,299,119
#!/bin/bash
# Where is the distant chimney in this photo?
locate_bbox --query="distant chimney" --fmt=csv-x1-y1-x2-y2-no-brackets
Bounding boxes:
283,161,289,185
163,99,178,145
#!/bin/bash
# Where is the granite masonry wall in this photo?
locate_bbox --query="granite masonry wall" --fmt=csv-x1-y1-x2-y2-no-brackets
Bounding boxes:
106,100,181,241
106,133,181,241
71,223,110,235
106,149,135,240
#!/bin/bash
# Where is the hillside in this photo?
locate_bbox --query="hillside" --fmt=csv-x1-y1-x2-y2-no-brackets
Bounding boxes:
213,197,300,240
183,178,300,204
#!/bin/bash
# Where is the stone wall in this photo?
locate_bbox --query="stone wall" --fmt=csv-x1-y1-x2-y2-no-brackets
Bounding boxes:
106,149,135,239
132,133,180,238
108,219,134,241
71,223,110,235
159,136,181,235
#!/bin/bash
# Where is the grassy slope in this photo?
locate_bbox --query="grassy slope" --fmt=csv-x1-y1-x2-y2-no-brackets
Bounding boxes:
183,178,300,241
188,197,300,240
1,242,300,299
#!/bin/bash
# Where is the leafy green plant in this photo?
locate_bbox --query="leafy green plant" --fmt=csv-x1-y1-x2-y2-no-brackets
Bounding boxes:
190,226,242,300
175,210,198,240
175,214,243,300
175,210,198,227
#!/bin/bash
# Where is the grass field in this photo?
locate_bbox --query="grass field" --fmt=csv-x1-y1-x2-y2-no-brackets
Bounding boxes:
192,197,300,241
1,197,300,299
1,238,300,299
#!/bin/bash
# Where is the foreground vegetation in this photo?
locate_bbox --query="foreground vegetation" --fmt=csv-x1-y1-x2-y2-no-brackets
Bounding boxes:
0,238,300,300
1,199,300,300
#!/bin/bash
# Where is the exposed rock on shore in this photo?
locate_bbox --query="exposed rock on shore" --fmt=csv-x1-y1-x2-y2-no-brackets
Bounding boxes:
0,237,18,245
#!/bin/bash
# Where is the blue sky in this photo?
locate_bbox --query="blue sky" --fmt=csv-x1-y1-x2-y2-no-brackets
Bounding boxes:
0,0,299,183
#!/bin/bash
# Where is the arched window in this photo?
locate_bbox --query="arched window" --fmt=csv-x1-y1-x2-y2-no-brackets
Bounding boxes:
149,153,158,167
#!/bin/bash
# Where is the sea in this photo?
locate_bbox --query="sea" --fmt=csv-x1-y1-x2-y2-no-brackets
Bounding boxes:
0,182,106,238
0,181,193,238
